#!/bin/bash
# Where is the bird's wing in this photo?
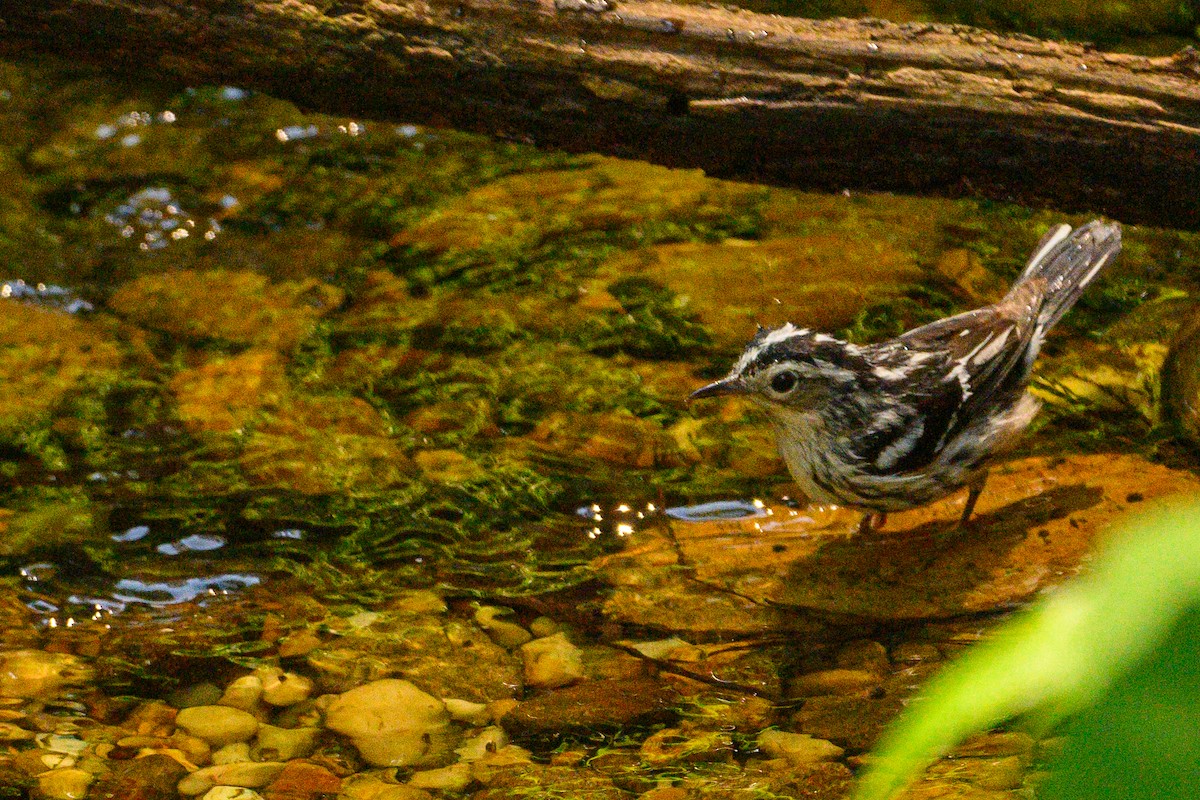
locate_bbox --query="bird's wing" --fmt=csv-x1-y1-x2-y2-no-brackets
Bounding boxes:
849,286,1042,475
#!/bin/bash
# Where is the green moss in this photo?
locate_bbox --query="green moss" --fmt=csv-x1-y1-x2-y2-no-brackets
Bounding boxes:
578,277,714,360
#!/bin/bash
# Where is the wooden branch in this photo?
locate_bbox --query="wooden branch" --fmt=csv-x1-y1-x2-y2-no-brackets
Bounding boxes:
3,0,1200,227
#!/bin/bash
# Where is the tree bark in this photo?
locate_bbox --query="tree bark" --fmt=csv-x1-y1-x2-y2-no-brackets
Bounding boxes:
2,0,1199,227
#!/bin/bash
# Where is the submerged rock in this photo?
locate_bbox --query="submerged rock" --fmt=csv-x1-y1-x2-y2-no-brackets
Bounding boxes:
502,677,680,731
323,679,456,768
596,454,1200,628
0,651,94,700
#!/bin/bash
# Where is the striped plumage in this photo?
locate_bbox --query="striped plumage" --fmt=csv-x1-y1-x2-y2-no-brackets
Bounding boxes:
691,221,1122,531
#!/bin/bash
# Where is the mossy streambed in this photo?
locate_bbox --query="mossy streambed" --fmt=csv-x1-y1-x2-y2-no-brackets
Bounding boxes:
1,54,1200,800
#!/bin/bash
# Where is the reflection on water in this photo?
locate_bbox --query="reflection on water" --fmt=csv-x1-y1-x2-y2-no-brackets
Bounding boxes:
111,574,262,606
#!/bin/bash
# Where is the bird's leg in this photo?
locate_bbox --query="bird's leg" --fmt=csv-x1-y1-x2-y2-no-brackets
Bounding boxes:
857,512,888,536
959,471,989,527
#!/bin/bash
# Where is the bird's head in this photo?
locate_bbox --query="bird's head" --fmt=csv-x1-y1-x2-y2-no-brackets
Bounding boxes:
690,323,860,411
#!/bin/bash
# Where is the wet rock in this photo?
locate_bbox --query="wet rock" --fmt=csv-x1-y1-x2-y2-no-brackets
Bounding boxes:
169,683,224,709
277,630,323,659
791,694,906,752
596,454,1200,626
175,706,260,747
443,698,490,726
472,763,624,800
262,760,342,796
757,730,844,764
0,651,94,700
408,762,473,792
323,679,456,768
454,726,508,762
109,270,343,351
528,410,689,469
474,606,533,650
91,753,187,800
528,617,559,638
0,721,33,740
503,677,680,732
257,668,314,707
218,675,264,712
212,742,253,764
340,774,432,800
520,632,585,688
124,701,178,737
202,789,264,800
255,724,319,760
35,767,94,800
787,669,881,698
178,761,287,795
891,642,942,664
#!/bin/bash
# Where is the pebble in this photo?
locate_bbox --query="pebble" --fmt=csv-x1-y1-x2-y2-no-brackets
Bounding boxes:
264,760,342,794
474,606,533,649
757,730,845,764
787,669,881,698
324,679,455,768
455,726,508,761
218,676,264,712
520,632,585,688
211,742,252,764
340,775,433,800
408,762,473,791
257,667,314,706
443,698,490,726
92,753,188,800
528,616,559,638
175,706,260,747
178,762,286,795
254,724,319,760
36,767,94,800
169,683,224,709
201,789,264,800
835,640,889,672
277,630,323,659
125,700,178,737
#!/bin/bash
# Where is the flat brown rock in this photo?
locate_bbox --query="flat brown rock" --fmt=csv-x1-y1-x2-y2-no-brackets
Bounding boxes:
596,454,1200,629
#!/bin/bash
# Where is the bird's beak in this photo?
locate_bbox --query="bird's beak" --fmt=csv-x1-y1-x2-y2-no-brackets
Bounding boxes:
689,376,748,401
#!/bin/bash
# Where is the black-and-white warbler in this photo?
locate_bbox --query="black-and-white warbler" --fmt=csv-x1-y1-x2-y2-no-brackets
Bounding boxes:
691,221,1122,533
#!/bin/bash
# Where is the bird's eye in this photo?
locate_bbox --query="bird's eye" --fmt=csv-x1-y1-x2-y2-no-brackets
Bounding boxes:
770,370,798,394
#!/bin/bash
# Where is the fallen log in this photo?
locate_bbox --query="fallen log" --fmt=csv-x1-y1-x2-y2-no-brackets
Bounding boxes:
3,0,1199,226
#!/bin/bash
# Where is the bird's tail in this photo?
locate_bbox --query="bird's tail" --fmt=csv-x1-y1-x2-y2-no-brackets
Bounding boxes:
1011,220,1122,331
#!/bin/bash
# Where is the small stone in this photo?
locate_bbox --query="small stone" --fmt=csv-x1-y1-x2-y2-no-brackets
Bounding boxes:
474,606,533,649
179,762,286,795
341,774,433,800
277,630,322,659
219,676,264,712
835,640,889,672
257,668,314,707
528,617,559,638
409,762,472,791
212,742,252,764
757,730,844,764
176,706,260,747
505,678,679,731
93,753,188,800
264,760,342,794
520,633,585,688
169,683,224,709
324,679,456,768
469,745,535,784
170,732,213,766
443,698,490,726
455,726,508,761
787,669,881,698
125,700,178,736
201,789,263,800
255,724,319,760
36,768,94,800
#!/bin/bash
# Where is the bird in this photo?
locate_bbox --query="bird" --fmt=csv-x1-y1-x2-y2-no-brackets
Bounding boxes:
690,220,1122,534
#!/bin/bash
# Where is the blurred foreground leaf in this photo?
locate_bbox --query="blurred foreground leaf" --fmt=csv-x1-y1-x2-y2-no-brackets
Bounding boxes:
853,502,1200,800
